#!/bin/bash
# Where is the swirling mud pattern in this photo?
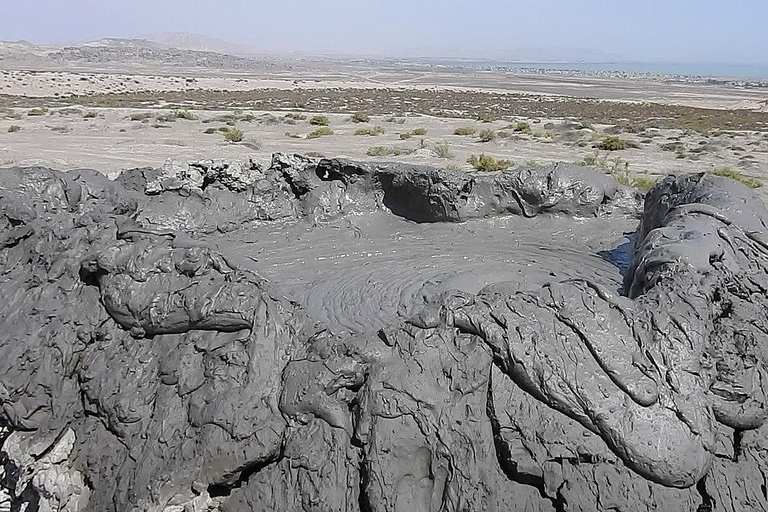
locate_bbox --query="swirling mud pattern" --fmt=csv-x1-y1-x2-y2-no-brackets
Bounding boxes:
1,153,767,511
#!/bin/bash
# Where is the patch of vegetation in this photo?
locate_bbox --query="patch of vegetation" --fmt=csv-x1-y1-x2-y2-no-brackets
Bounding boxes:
595,136,637,151
454,127,477,136
222,128,244,142
399,132,412,140
156,113,178,123
307,127,334,139
203,127,217,134
522,159,542,168
7,125,21,133
259,114,279,125
411,127,428,136
174,109,197,121
512,121,532,134
350,112,370,123
93,98,121,107
478,112,497,123
355,126,385,136
55,108,82,116
284,113,307,121
366,146,414,157
433,141,453,159
467,154,513,172
578,151,654,191
710,167,762,189
130,112,153,122
310,115,330,126
632,176,658,191
478,129,497,142
27,108,46,116
366,146,391,157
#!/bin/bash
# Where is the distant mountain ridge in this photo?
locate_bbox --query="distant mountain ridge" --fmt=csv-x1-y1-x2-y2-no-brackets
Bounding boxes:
144,32,262,57
0,36,271,70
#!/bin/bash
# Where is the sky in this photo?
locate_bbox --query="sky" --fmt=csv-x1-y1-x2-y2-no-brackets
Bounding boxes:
0,0,766,63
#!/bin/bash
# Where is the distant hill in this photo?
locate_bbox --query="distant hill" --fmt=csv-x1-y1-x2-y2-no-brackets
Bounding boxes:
0,36,272,70
144,32,261,57
0,32,623,70
49,38,266,69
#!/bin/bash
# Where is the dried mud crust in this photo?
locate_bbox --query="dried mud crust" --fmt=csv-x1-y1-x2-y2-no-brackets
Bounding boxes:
0,155,767,511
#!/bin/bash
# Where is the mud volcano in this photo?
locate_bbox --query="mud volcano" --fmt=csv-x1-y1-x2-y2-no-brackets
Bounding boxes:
1,154,767,511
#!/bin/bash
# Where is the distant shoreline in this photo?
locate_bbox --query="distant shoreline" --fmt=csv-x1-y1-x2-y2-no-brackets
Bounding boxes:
399,58,768,82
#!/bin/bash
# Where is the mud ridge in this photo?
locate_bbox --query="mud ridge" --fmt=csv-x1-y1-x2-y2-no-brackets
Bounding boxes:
1,154,767,511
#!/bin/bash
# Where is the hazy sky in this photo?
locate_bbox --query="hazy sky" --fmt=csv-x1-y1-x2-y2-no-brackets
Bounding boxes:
1,0,765,63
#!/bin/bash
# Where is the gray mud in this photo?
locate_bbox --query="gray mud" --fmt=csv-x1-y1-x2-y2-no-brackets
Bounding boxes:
1,155,767,512
221,213,634,335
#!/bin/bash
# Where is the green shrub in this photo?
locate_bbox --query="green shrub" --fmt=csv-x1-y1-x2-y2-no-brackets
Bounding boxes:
478,129,497,142
478,112,496,123
632,176,657,191
513,121,531,134
454,127,477,136
355,126,385,136
27,108,46,116
596,136,635,151
411,128,428,136
467,154,513,172
366,146,392,157
310,115,330,126
307,127,334,139
433,141,453,159
365,146,414,157
7,125,21,133
710,167,762,189
350,112,370,123
223,128,244,142
174,109,197,120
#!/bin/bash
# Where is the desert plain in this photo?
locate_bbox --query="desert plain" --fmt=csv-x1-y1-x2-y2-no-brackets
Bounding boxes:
2,53,768,199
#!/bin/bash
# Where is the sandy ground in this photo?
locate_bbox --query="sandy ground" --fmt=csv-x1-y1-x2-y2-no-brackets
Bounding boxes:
3,66,768,110
2,105,767,186
1,63,767,200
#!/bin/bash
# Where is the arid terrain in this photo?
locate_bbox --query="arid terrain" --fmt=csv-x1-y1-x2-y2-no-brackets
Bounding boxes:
4,35,768,512
1,37,768,199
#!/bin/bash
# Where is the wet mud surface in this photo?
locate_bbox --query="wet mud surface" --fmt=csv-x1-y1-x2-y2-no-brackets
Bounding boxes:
1,154,768,511
223,214,633,335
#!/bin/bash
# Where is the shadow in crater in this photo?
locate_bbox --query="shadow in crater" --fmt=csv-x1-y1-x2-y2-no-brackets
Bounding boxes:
598,233,635,277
